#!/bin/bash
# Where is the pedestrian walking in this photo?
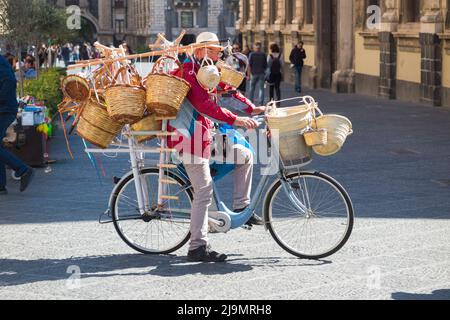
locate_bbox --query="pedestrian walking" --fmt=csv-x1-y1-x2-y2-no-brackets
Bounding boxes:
248,42,267,106
289,41,307,93
0,55,34,195
61,44,71,67
266,43,283,103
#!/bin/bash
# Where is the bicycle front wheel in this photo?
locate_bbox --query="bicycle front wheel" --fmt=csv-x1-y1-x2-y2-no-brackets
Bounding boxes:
263,171,354,259
111,168,193,255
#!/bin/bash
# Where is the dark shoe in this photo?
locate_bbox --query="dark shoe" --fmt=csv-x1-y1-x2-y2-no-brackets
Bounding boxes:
187,245,227,263
0,188,7,195
246,213,264,226
235,207,264,226
19,168,35,192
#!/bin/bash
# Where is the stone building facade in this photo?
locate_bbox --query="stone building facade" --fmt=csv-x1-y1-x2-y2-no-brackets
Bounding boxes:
52,0,239,50
237,0,450,107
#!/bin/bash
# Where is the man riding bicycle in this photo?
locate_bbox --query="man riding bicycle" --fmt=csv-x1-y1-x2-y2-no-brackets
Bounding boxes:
167,32,266,262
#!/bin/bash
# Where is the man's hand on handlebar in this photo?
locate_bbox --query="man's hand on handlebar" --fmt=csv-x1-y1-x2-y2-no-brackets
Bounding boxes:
234,117,259,130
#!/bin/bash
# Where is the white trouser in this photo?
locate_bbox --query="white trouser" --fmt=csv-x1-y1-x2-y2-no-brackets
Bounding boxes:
183,144,253,251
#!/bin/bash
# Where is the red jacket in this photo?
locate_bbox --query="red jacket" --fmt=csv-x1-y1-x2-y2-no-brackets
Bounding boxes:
167,61,254,159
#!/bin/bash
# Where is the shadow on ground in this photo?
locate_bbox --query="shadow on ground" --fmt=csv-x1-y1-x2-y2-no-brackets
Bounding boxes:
392,289,450,300
0,254,330,287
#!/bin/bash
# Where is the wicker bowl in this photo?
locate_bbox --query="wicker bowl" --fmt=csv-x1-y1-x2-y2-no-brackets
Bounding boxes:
61,75,91,103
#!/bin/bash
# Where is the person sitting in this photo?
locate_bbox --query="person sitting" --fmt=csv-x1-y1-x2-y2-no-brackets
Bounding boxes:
167,32,265,263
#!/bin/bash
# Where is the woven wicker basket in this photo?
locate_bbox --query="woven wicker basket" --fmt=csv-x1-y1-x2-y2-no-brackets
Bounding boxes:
145,57,191,117
104,84,146,124
61,75,91,103
304,128,328,147
216,60,245,88
266,101,312,134
303,106,328,147
131,114,162,143
276,130,313,169
76,99,123,149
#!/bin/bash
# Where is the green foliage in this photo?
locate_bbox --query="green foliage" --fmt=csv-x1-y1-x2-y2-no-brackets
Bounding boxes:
0,0,76,47
22,68,66,117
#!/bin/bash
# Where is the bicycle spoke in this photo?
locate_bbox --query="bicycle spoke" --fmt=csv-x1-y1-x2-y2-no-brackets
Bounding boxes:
267,173,353,258
113,171,192,254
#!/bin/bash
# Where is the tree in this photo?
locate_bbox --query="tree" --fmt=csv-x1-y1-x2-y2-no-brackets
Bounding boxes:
0,0,76,95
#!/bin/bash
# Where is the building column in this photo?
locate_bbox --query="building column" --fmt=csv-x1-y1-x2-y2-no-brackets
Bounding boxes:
98,0,113,44
315,0,332,88
378,32,397,99
208,0,222,33
419,1,443,106
274,0,285,26
332,0,354,93
260,0,270,25
292,0,304,28
378,0,398,99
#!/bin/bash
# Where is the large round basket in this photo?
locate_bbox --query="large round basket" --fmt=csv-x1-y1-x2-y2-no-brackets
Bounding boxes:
61,75,91,103
216,60,245,88
131,114,162,143
104,84,146,124
76,99,123,149
145,57,191,117
312,114,353,156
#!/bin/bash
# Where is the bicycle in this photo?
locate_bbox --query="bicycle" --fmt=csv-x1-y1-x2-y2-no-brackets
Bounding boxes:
89,97,354,260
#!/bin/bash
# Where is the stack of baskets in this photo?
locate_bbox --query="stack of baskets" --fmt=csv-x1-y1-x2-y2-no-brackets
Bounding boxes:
265,98,353,168
76,99,124,149
310,110,353,156
59,52,191,149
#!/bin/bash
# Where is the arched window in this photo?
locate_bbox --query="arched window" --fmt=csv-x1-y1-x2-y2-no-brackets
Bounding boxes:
304,0,314,25
403,0,421,23
286,0,295,24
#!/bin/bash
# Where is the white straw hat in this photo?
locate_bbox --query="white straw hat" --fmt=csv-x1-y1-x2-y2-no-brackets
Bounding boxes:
195,32,223,49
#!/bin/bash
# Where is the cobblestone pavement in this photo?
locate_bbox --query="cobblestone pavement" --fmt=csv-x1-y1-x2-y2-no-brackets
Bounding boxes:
1,83,450,300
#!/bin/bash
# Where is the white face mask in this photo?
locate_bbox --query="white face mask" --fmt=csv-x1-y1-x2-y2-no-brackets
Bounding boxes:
196,57,220,91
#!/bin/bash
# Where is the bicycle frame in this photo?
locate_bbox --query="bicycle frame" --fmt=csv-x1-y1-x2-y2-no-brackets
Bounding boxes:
87,120,313,232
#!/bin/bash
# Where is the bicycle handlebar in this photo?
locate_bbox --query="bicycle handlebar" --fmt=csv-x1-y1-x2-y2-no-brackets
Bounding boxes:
251,115,266,128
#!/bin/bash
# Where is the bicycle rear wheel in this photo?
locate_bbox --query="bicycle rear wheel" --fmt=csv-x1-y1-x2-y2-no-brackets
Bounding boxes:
263,171,354,259
111,168,193,254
